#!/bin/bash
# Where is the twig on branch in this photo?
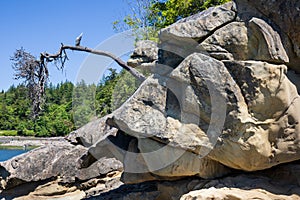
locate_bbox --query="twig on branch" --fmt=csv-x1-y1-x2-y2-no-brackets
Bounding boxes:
12,40,146,118
40,44,146,82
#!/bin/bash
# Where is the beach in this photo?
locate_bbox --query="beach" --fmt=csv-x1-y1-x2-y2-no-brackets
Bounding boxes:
0,136,68,149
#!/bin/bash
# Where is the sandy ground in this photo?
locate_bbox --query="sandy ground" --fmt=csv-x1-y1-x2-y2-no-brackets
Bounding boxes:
0,136,68,148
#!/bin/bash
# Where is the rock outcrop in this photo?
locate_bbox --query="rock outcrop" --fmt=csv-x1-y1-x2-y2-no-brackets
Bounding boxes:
0,134,123,199
89,0,300,179
1,0,300,199
235,0,300,68
127,40,158,68
87,161,300,199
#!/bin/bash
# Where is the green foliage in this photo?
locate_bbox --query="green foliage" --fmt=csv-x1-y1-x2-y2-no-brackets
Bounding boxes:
112,70,140,111
95,68,119,117
150,0,231,28
0,82,75,137
0,68,133,137
0,130,18,136
114,0,230,39
113,0,159,41
95,68,141,116
72,80,96,128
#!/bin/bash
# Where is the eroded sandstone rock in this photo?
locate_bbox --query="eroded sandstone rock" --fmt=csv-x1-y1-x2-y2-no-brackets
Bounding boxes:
2,0,300,199
180,187,299,200
159,2,236,42
248,17,289,63
199,21,248,60
158,2,236,68
66,114,118,147
80,0,300,183
84,162,300,200
235,0,300,68
127,40,158,68
0,143,122,191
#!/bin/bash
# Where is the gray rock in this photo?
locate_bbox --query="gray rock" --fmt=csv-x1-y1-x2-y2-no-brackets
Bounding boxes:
159,2,236,42
199,22,248,60
112,75,168,139
66,114,118,147
248,17,289,63
234,0,300,70
127,40,158,68
158,2,236,68
0,144,122,190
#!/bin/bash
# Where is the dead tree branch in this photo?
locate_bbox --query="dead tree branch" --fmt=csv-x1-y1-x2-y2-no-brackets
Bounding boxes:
12,36,146,118
40,44,146,82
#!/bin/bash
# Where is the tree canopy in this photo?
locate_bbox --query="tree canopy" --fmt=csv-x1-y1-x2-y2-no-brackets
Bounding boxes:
149,0,230,28
0,68,133,137
114,0,230,38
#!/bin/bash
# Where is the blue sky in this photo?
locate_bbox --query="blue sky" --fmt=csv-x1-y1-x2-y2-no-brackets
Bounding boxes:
0,0,134,91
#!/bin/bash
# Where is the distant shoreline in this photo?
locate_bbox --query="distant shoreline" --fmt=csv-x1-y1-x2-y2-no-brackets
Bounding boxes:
0,136,68,149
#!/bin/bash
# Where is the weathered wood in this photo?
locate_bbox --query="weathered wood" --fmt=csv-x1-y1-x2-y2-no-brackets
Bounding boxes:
40,45,146,82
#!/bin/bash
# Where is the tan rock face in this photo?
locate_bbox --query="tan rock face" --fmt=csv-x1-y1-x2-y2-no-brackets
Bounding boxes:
235,0,300,69
180,187,299,200
60,1,299,186
99,0,300,180
248,17,289,63
224,61,298,121
199,22,248,60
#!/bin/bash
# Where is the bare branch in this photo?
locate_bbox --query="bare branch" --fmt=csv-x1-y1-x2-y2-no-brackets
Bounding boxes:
11,48,48,118
12,40,146,118
40,44,146,82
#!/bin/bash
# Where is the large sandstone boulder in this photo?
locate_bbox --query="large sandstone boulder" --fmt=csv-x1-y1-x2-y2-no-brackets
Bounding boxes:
2,0,300,199
72,1,300,188
108,51,300,176
91,0,300,181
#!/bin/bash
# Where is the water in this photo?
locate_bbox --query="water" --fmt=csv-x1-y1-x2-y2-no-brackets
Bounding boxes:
0,149,29,162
